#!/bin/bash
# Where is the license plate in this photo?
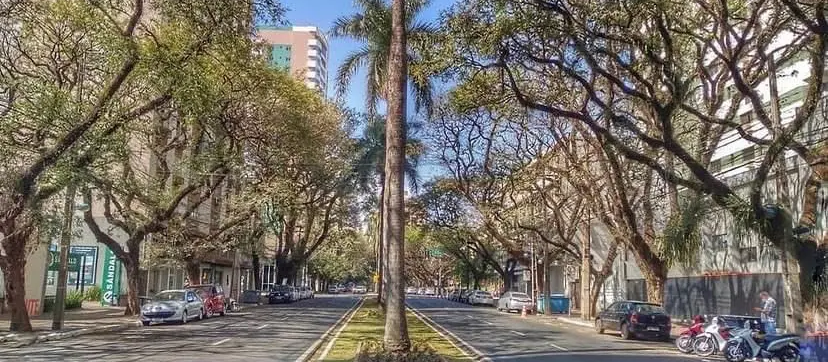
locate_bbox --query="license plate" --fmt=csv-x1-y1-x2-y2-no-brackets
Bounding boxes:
152,318,163,323
647,326,660,331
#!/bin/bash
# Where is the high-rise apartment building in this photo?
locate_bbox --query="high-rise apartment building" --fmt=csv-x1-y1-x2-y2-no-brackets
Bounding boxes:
257,26,329,94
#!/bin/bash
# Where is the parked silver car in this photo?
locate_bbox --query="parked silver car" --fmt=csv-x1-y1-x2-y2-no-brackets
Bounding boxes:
497,291,534,313
141,289,204,326
469,290,495,306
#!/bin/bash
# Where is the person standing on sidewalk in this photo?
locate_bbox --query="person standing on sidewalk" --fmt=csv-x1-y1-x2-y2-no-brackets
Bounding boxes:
754,291,777,335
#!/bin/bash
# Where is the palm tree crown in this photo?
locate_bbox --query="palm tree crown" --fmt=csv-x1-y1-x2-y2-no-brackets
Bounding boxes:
331,0,435,116
354,113,423,194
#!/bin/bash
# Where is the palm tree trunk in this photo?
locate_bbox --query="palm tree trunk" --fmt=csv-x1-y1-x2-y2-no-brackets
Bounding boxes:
377,172,386,306
383,0,410,353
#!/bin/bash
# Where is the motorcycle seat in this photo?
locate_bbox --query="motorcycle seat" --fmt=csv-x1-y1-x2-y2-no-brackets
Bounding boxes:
762,334,799,342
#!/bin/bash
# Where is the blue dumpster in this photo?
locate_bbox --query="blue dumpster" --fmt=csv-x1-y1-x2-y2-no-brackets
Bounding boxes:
537,294,570,314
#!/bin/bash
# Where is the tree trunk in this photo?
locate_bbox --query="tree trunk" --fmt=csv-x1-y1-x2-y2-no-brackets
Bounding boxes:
252,252,261,290
0,229,33,332
123,254,141,316
377,174,385,305
589,274,609,320
642,268,667,305
383,0,410,353
185,258,200,286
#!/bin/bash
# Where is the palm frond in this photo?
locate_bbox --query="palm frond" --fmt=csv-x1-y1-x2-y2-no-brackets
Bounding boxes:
410,76,434,118
334,47,370,102
330,14,368,40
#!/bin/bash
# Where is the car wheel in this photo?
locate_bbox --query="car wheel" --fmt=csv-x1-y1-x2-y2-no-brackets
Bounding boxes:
658,333,670,342
142,321,150,327
181,310,188,324
219,303,227,316
595,318,605,334
620,322,632,340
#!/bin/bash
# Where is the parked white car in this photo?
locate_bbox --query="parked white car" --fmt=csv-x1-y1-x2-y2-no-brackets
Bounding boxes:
469,290,495,306
141,289,204,326
497,291,534,313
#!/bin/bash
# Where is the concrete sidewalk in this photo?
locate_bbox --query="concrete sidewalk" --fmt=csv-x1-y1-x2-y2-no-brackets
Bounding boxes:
0,301,140,346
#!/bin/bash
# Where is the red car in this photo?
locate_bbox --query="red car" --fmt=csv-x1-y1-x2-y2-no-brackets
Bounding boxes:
189,284,227,317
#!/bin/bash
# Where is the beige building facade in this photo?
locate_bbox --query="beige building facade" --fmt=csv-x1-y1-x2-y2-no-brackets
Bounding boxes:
256,26,329,93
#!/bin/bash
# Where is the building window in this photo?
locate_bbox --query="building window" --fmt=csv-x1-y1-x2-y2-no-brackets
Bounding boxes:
711,159,722,173
739,111,753,125
742,146,755,164
740,246,758,262
711,234,728,250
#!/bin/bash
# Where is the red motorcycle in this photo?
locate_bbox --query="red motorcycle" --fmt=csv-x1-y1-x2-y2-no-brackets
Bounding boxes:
676,315,706,353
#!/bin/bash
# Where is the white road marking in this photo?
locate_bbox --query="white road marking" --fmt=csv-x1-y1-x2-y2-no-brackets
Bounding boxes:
549,342,568,351
280,316,289,321
256,324,269,330
466,314,475,318
510,330,526,336
212,338,232,346
484,321,494,325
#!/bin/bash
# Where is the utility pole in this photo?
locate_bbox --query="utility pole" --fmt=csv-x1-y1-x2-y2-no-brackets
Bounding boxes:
767,55,803,333
52,184,76,331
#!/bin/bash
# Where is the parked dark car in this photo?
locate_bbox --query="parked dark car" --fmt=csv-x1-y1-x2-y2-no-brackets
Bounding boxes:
595,301,671,341
268,285,295,304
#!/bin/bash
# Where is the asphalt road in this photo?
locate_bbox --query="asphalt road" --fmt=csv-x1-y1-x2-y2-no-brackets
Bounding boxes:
0,295,360,362
407,296,711,362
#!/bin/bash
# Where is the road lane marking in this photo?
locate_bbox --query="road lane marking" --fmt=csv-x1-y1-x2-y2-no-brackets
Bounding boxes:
294,296,363,362
212,338,232,346
484,321,494,325
256,324,269,330
315,298,365,361
466,315,474,318
510,331,526,336
280,316,289,321
549,342,568,351
407,305,491,362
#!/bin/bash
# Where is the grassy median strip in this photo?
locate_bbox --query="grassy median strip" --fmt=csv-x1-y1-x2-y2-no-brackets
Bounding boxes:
322,299,470,361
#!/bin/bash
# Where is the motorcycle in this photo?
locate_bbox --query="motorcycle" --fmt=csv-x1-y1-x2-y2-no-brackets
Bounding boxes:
723,324,800,362
693,316,734,357
676,315,706,353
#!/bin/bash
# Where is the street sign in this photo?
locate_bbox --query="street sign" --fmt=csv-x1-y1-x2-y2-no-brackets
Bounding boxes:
47,251,82,272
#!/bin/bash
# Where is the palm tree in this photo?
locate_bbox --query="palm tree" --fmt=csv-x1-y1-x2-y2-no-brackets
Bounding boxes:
382,0,410,352
354,114,422,304
331,0,434,116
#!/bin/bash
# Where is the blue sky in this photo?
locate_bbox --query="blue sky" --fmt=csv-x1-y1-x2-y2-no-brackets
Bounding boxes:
278,0,454,185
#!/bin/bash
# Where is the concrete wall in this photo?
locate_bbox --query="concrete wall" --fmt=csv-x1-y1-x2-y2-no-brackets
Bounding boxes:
627,273,785,327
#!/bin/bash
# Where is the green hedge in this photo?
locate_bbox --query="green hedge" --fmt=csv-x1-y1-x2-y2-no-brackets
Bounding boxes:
84,286,102,301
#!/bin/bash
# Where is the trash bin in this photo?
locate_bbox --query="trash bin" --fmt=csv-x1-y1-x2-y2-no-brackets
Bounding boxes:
537,294,570,314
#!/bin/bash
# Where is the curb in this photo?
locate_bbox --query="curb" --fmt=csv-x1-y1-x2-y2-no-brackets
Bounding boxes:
295,296,364,362
316,298,366,360
551,316,594,329
1,320,141,347
407,305,491,362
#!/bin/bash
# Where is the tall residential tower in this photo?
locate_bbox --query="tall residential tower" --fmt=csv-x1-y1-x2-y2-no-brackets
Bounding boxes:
257,26,329,94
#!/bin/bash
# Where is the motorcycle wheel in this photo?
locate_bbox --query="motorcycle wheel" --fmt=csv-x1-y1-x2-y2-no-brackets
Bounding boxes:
777,345,800,362
693,335,717,357
675,335,694,354
723,340,748,362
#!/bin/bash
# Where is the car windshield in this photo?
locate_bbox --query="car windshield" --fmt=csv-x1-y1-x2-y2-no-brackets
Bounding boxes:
635,304,666,314
511,293,529,299
155,291,185,301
